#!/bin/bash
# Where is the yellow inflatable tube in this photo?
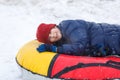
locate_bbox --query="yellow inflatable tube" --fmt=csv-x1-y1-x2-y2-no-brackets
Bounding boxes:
16,40,56,76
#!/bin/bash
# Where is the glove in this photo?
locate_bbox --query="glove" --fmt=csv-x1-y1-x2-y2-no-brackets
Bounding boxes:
89,44,107,57
37,44,57,52
94,44,107,56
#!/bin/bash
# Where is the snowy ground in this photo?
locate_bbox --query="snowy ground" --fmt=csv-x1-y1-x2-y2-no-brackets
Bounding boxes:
0,0,120,80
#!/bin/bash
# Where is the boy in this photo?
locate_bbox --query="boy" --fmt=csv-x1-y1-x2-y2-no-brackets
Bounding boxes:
36,20,120,57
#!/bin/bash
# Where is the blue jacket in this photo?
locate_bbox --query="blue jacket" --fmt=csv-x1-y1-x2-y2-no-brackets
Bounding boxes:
54,20,120,56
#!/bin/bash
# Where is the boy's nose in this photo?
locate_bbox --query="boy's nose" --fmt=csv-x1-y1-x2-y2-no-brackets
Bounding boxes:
53,33,57,37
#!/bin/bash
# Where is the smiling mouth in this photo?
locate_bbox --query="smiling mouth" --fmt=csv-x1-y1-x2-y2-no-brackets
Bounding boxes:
55,33,58,37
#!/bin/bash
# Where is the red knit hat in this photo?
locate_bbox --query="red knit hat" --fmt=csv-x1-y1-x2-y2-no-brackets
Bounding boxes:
36,23,56,44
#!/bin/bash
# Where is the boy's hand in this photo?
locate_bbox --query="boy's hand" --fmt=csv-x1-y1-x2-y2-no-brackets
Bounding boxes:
37,44,57,52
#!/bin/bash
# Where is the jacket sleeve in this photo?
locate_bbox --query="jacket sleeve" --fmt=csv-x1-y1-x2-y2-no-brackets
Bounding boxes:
57,43,86,55
57,20,88,55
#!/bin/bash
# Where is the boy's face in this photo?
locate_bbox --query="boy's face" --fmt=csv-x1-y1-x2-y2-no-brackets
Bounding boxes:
48,26,62,42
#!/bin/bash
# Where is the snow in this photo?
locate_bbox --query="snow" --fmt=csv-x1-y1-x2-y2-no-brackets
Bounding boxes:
0,0,120,80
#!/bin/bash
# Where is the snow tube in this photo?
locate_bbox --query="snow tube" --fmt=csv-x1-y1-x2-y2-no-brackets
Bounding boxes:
16,40,120,80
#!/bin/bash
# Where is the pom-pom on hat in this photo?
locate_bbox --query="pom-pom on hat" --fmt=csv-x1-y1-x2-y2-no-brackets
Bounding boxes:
36,23,56,44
